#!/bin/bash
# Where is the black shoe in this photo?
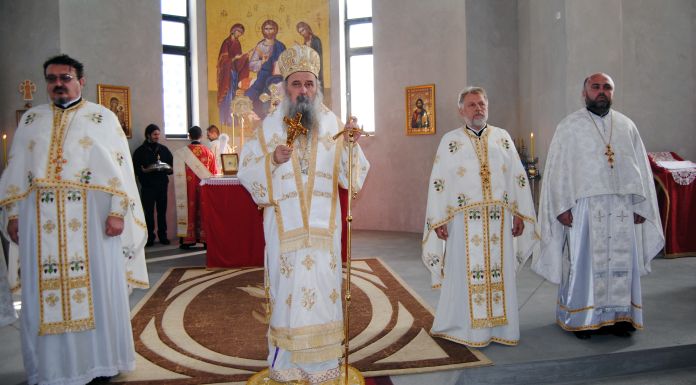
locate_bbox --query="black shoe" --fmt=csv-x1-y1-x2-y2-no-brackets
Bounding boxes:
88,376,113,384
616,321,636,332
160,238,171,245
145,239,155,247
573,330,592,340
179,243,194,250
610,323,633,337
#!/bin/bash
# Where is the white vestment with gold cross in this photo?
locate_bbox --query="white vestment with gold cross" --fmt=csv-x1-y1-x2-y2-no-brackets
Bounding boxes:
533,108,664,331
0,101,148,385
422,125,538,347
238,102,369,384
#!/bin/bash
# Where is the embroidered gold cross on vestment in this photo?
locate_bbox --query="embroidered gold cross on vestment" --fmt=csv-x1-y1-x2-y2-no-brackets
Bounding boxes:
51,149,67,177
283,112,308,148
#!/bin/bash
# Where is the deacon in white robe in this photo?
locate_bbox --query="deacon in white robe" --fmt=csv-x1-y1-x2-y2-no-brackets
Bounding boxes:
207,125,233,174
0,55,148,384
533,73,664,338
422,87,538,347
238,45,369,384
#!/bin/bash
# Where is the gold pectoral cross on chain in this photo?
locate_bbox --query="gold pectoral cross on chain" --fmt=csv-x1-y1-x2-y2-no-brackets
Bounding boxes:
604,144,615,168
283,112,308,148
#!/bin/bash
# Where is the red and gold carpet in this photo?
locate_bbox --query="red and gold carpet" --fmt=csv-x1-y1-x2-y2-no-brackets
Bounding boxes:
114,258,490,384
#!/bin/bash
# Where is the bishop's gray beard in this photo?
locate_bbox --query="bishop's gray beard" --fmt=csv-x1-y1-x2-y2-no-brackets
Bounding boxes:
284,91,324,134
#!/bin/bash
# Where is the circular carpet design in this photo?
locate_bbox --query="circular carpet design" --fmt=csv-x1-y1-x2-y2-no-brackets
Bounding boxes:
115,258,490,384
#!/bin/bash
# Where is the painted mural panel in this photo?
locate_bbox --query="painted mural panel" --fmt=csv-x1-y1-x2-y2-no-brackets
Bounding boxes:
206,0,331,151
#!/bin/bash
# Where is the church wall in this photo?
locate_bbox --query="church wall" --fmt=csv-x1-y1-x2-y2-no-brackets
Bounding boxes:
56,0,177,238
465,0,519,138
0,1,61,175
352,0,468,233
58,0,164,151
517,0,568,171
619,0,696,161
520,0,696,171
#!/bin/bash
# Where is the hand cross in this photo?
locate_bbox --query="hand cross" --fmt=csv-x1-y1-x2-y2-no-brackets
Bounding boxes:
283,112,308,148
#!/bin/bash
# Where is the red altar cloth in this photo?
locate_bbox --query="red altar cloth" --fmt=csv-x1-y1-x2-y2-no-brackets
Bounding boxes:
648,152,696,257
201,178,265,268
201,177,348,268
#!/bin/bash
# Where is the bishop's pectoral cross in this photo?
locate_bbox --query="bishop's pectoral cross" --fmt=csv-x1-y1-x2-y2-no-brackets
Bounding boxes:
283,112,308,148
604,144,615,168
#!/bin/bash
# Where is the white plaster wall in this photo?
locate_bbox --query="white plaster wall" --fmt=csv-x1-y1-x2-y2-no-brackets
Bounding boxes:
353,0,467,233
517,0,567,170
520,0,696,171
0,1,61,174
466,0,519,137
58,0,164,150
620,0,695,160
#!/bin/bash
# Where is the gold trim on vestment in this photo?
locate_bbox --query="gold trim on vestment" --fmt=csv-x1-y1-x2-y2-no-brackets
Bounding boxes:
556,318,643,332
262,366,345,385
1,181,147,232
291,345,343,364
270,321,344,362
37,187,95,335
460,128,509,329
422,199,534,245
431,332,519,347
46,101,86,180
269,118,340,255
557,301,643,313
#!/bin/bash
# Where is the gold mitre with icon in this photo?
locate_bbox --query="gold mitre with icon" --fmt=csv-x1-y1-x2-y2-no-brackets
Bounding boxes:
278,44,320,80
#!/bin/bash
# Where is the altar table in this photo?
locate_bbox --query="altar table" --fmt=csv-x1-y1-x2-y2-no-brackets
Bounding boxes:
648,152,696,257
201,177,348,268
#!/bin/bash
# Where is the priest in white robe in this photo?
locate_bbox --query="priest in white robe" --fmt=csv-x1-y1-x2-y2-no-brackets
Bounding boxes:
422,87,538,347
238,45,369,384
0,54,148,384
533,73,664,339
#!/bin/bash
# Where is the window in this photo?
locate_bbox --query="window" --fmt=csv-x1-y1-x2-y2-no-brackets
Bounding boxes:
161,0,191,138
344,0,374,133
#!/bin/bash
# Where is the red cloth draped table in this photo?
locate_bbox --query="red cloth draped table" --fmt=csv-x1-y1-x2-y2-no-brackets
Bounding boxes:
201,177,348,268
648,152,696,257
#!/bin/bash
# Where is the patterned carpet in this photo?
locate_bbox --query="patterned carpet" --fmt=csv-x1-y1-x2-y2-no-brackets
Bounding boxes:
114,258,490,384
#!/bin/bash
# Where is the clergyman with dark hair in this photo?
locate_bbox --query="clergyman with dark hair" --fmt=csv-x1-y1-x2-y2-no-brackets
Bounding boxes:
132,123,173,246
0,54,149,384
173,125,218,249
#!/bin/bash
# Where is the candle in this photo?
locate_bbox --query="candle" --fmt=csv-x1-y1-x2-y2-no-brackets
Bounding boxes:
2,133,7,167
530,132,535,161
231,113,236,151
240,116,245,149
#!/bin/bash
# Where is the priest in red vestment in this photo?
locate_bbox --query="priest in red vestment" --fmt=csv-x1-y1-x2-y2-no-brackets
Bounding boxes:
173,126,218,249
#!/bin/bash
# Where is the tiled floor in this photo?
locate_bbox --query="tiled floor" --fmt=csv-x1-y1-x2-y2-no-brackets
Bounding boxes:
1,230,695,385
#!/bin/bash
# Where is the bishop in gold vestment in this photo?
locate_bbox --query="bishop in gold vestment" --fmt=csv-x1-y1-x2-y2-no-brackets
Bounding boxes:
238,45,369,384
